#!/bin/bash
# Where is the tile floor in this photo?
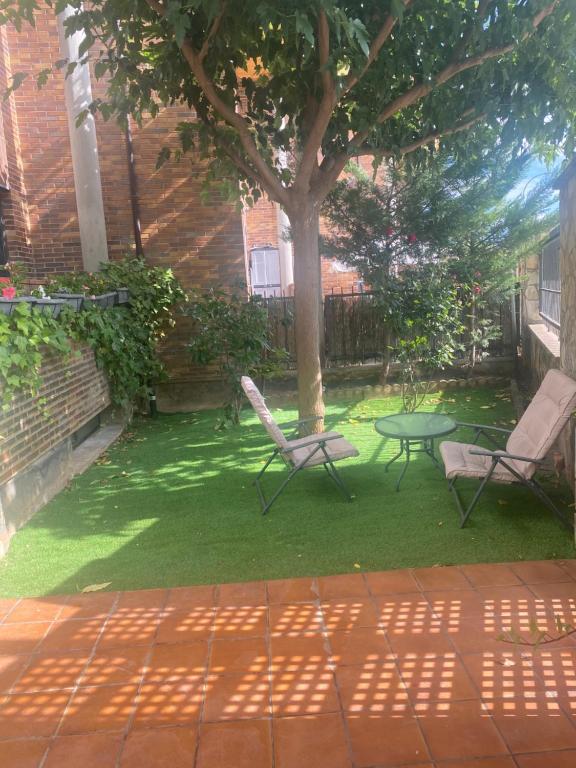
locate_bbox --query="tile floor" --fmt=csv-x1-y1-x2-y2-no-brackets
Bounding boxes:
0,560,575,767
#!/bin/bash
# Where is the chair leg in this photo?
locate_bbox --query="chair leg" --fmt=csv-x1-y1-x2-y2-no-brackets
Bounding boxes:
254,446,355,515
258,466,301,515
253,448,296,515
323,460,354,502
526,478,573,530
448,460,498,528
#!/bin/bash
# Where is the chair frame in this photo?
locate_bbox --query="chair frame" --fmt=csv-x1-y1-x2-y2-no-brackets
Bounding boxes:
447,422,571,530
253,415,355,515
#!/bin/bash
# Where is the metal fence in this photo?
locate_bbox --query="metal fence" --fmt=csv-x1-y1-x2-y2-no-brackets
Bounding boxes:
539,230,561,328
264,290,516,369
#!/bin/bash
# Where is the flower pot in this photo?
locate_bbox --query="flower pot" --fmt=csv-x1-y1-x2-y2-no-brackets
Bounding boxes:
83,292,117,309
16,296,38,309
115,288,130,304
52,292,85,311
0,298,19,316
34,298,66,318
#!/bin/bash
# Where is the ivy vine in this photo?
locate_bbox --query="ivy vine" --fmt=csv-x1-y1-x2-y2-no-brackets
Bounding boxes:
0,258,185,411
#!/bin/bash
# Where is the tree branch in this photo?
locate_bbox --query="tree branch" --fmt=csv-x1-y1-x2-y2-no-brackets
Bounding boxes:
198,2,226,62
314,110,486,202
347,0,559,155
144,0,289,206
295,8,336,194
452,0,493,63
356,112,487,157
212,133,268,190
341,0,412,97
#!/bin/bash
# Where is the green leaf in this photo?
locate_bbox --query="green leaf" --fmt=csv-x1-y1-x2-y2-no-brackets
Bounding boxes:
390,0,406,22
4,71,28,100
295,11,314,46
155,146,171,170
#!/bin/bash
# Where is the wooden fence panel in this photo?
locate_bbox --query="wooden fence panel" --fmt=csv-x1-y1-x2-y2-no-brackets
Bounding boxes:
264,291,516,369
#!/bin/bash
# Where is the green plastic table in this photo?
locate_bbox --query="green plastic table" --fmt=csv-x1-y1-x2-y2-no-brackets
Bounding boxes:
374,412,457,491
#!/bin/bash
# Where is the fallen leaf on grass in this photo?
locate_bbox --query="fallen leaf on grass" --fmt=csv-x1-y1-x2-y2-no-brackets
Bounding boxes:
497,500,509,506
81,582,111,593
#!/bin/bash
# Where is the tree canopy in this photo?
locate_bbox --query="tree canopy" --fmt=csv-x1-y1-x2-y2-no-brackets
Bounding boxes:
2,0,574,425
3,1,575,209
322,148,558,298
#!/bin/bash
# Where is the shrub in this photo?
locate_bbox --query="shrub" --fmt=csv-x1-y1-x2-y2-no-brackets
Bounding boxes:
187,287,286,426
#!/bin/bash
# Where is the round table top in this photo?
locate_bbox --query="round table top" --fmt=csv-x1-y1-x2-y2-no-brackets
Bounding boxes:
375,412,457,440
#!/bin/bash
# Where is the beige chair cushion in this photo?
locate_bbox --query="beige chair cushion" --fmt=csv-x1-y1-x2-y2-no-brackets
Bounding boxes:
241,376,289,450
241,375,359,468
439,441,517,483
440,369,576,483
287,433,360,468
504,369,576,478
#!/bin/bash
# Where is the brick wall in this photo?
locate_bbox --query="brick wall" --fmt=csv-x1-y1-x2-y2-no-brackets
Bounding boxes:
245,193,361,294
0,344,109,486
0,26,33,267
4,12,83,276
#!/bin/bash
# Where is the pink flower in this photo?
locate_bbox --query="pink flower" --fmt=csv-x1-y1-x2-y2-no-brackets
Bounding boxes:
473,285,482,295
408,233,417,244
474,271,482,278
386,227,394,237
2,286,16,299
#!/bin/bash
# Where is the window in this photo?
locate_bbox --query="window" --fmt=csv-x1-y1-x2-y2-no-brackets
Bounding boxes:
539,230,560,329
249,246,281,298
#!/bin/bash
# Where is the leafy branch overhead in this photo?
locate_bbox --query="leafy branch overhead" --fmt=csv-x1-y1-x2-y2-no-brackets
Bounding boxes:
2,0,574,426
1,1,574,209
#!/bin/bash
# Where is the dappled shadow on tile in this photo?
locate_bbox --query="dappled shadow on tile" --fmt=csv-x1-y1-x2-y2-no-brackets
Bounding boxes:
1,562,576,767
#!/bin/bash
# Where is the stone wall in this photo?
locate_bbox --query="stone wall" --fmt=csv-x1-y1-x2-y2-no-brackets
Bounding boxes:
0,344,110,555
521,324,560,392
557,160,576,488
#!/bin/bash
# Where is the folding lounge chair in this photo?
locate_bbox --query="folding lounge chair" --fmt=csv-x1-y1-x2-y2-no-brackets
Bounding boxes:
241,376,359,514
439,369,576,528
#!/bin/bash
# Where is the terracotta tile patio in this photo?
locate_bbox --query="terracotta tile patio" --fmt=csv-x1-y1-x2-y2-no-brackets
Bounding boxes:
0,560,575,767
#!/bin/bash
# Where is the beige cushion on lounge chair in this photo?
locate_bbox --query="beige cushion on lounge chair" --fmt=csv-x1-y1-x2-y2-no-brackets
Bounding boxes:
241,375,290,450
240,375,359,513
287,432,359,467
440,441,517,483
240,376,359,468
440,369,576,483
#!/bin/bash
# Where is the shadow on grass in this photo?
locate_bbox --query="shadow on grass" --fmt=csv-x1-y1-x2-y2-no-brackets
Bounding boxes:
0,389,573,598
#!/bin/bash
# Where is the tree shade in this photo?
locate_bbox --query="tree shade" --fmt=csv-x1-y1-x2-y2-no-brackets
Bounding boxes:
2,0,575,425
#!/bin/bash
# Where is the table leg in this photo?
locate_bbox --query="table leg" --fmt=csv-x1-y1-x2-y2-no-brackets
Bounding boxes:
425,438,442,469
384,439,404,472
395,440,410,491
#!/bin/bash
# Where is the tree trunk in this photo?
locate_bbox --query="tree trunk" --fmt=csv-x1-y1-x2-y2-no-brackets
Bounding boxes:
289,200,325,432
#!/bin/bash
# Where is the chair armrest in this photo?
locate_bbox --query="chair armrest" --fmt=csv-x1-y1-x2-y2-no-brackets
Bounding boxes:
469,448,545,464
457,422,513,434
281,433,342,453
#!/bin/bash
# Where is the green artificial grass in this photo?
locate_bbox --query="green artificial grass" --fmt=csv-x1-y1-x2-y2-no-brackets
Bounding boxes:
0,386,574,597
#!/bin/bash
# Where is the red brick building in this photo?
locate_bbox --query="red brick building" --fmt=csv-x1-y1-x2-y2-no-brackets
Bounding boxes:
0,11,361,381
